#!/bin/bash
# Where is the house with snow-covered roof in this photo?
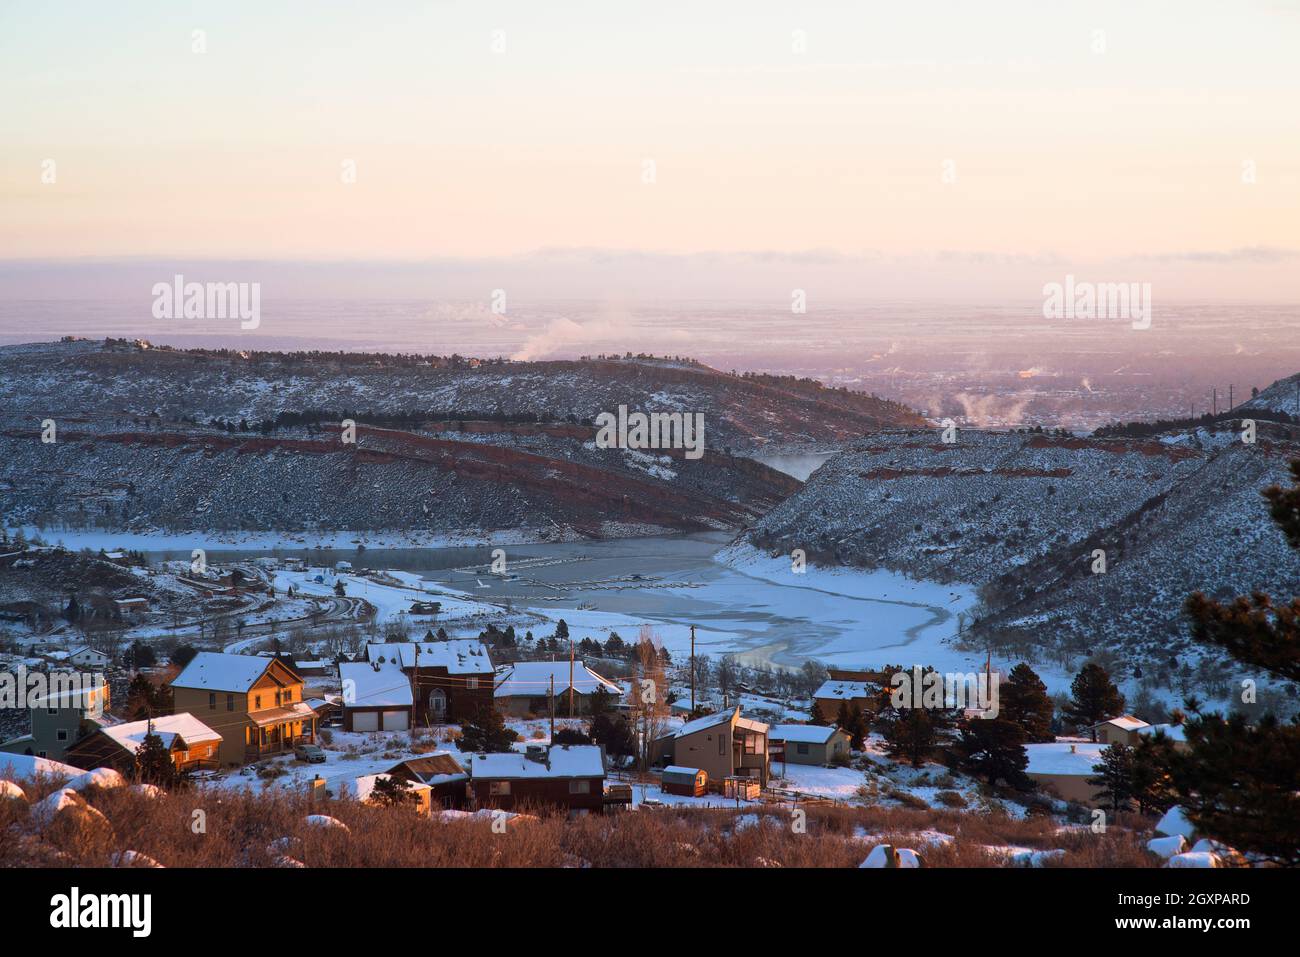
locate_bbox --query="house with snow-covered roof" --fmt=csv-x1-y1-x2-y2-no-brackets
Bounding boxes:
652,707,770,787
813,671,885,718
169,652,314,766
365,640,494,725
0,674,112,762
383,752,469,809
339,659,413,732
64,713,222,775
1092,714,1150,746
768,723,851,766
466,744,607,814
493,659,621,717
1024,741,1108,805
67,645,111,669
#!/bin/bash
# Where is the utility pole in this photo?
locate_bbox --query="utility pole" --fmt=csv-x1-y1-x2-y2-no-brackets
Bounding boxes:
549,674,555,740
1213,388,1217,417
690,624,696,714
410,643,419,730
1228,384,1234,411
568,639,575,719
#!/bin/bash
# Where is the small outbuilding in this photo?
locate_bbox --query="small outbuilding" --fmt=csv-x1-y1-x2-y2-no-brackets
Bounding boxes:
661,765,707,797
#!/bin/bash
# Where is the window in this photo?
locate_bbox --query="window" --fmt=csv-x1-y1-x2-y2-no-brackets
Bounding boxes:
57,729,69,742
718,734,725,756
489,781,511,796
744,735,762,754
254,695,262,710
466,677,479,690
796,742,809,755
226,694,235,711
47,705,57,715
208,693,216,710
283,687,293,702
568,780,591,794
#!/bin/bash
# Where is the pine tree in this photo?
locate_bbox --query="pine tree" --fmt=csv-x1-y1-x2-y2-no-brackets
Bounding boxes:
1129,731,1177,815
134,732,179,789
458,703,517,753
809,699,830,726
1087,742,1136,812
952,717,1031,789
1000,662,1055,743
1171,457,1300,865
843,703,868,751
588,712,636,761
881,707,943,768
1065,663,1125,740
370,774,417,807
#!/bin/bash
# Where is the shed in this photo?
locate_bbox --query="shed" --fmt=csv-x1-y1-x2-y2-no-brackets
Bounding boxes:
661,765,707,797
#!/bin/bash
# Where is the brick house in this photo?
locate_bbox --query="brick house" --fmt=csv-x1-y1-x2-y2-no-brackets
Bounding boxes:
365,640,494,725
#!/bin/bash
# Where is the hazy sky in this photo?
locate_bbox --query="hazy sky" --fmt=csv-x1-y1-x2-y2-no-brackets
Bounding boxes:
2,1,1299,300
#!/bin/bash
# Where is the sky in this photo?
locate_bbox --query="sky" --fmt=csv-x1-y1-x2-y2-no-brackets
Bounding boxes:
2,0,1299,301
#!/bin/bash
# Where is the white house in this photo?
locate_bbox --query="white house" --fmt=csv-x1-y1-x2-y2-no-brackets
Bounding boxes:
68,646,110,669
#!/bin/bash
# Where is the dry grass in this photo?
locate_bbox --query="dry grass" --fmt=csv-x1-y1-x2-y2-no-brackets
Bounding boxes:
0,773,1163,868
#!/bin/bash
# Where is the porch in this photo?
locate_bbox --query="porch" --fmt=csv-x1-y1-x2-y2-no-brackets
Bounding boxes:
244,702,317,761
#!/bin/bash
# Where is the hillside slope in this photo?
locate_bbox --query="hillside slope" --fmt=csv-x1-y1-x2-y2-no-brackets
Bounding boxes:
0,339,925,452
1,421,800,539
737,428,1300,665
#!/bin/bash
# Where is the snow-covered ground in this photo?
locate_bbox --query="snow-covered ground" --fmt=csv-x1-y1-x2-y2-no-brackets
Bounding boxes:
17,527,564,553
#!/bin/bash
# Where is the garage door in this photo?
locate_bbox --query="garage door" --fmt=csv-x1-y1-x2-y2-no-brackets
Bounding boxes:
352,710,379,732
382,710,409,732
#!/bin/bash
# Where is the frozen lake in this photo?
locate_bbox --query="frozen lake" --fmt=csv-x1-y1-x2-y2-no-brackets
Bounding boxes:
131,531,981,673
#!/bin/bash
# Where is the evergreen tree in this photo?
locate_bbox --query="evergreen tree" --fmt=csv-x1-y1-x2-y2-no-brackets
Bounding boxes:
809,699,831,726
1171,458,1300,864
370,774,417,807
952,717,1032,789
124,672,170,720
170,644,198,667
1087,742,1137,812
1129,731,1177,815
880,707,943,768
589,712,637,760
554,619,569,641
1000,662,1055,743
552,726,592,745
1065,663,1125,740
458,703,517,753
134,732,179,789
839,703,868,751
334,579,347,597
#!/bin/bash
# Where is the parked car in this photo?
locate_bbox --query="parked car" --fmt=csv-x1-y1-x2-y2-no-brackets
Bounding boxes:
294,744,327,763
